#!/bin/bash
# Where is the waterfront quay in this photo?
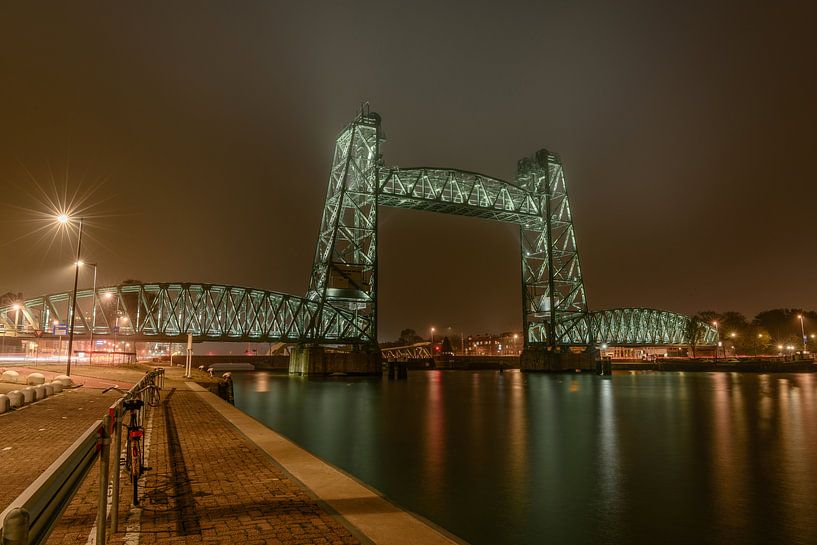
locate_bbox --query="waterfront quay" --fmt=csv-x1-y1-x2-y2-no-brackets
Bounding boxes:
0,364,460,544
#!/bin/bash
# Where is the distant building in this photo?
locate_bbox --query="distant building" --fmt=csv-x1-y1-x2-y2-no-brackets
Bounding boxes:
466,331,522,355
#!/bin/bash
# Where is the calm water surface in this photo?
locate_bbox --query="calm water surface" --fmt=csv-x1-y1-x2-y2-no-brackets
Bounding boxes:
232,370,817,545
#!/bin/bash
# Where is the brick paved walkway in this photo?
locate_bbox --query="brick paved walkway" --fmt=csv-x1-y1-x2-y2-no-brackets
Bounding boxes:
0,388,119,508
43,380,360,545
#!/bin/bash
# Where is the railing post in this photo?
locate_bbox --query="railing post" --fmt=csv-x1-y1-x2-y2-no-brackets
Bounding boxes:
110,404,122,534
96,415,111,545
2,507,30,545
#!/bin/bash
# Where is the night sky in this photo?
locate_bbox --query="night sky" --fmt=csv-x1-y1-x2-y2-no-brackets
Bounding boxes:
1,1,815,341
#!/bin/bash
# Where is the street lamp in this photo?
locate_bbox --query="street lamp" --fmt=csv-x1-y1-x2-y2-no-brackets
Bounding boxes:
797,315,807,352
430,327,435,345
712,321,720,361
60,214,84,376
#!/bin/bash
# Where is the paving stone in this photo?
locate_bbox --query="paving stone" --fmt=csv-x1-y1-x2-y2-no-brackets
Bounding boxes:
38,376,359,545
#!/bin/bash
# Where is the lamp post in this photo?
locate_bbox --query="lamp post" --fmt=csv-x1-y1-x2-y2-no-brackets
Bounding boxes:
78,261,98,362
59,214,84,376
797,314,807,353
13,303,21,334
712,321,720,361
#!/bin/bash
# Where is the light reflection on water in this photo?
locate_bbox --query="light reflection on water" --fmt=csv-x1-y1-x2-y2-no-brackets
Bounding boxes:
232,370,817,545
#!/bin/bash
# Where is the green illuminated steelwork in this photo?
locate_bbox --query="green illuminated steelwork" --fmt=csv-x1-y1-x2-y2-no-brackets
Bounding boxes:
0,283,355,342
0,107,715,350
590,308,718,345
308,108,588,349
0,289,714,347
380,342,432,361
517,151,587,348
306,109,382,345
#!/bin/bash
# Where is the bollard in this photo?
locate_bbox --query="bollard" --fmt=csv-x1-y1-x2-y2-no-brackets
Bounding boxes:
110,405,122,534
97,414,111,545
2,507,30,545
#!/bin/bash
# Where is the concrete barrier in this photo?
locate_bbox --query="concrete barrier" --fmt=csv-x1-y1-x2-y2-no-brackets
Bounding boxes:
21,387,35,404
53,374,74,387
27,373,46,385
50,382,63,394
2,370,20,383
34,385,48,400
7,390,24,408
44,384,54,396
0,394,9,413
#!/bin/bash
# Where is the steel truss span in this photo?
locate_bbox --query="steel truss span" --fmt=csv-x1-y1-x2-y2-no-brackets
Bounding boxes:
589,308,718,346
0,283,362,343
0,106,715,349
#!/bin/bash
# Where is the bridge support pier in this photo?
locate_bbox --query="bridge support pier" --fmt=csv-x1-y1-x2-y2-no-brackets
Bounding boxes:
289,345,381,376
520,347,597,372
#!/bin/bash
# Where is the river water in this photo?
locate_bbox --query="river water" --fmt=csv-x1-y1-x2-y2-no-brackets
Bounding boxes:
231,370,817,545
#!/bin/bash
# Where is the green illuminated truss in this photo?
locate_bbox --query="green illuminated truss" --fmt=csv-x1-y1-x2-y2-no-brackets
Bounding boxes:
0,107,716,348
308,108,589,348
590,308,718,345
0,283,355,342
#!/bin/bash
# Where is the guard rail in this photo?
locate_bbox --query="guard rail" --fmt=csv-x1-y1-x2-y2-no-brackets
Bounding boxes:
0,368,164,545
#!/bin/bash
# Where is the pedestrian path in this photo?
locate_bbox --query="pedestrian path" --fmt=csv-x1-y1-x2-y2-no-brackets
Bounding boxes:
44,377,362,545
8,366,463,544
0,388,118,507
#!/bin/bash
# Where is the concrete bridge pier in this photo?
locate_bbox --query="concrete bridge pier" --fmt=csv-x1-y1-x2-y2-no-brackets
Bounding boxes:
288,344,381,376
520,347,597,372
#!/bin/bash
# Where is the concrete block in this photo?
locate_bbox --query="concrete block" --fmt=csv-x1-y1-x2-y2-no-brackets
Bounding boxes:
34,385,48,400
6,390,24,408
53,375,74,387
49,382,63,393
21,387,36,403
27,373,46,385
0,395,9,413
2,370,20,383
44,384,54,396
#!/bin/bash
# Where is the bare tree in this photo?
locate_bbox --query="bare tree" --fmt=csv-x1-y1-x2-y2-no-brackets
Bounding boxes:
685,316,706,358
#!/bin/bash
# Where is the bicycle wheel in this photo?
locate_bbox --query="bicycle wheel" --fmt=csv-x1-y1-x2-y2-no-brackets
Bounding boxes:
131,440,141,505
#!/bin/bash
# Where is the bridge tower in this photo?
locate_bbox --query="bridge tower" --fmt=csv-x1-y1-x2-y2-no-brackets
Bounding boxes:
294,106,595,374
293,107,383,374
517,150,593,370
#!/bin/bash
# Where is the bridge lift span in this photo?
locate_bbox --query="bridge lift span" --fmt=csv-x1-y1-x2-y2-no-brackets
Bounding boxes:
0,107,716,372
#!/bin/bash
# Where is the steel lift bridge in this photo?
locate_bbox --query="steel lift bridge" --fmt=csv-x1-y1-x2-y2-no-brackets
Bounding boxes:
0,107,715,372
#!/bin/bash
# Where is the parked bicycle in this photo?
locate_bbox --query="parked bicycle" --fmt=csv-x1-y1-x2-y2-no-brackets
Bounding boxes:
102,371,163,505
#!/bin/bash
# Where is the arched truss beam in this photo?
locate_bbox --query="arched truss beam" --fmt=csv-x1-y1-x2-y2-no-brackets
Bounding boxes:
0,283,360,343
586,308,718,346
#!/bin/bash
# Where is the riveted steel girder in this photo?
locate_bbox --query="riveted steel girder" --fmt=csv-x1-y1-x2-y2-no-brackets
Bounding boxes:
589,308,718,346
0,283,358,343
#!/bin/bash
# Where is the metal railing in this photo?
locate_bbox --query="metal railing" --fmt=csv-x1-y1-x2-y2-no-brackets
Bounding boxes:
0,368,164,545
